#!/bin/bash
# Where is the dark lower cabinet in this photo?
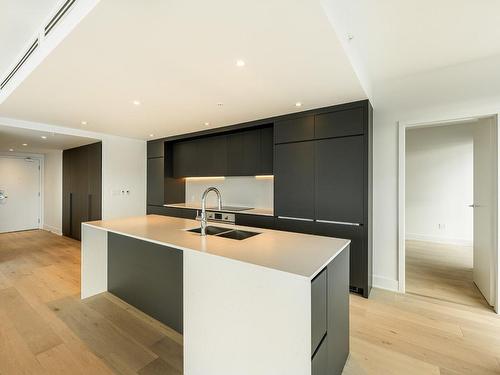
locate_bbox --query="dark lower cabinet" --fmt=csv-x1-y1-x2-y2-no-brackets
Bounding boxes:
276,218,368,297
312,338,328,375
326,246,350,374
63,142,102,241
274,141,315,220
108,233,183,333
147,205,197,220
311,246,349,375
235,213,275,229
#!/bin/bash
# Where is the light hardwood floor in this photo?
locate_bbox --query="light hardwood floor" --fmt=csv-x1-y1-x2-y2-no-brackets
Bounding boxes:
406,239,490,309
1,230,499,375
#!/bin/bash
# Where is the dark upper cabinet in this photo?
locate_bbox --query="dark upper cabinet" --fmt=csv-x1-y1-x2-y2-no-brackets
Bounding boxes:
315,107,364,139
147,158,165,206
274,141,315,220
172,140,198,177
227,130,260,176
172,126,273,177
198,135,227,176
147,140,165,158
274,116,314,144
315,136,364,224
260,126,273,174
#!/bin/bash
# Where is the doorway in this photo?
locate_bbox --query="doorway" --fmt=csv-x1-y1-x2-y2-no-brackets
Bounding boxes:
398,115,499,313
0,156,41,233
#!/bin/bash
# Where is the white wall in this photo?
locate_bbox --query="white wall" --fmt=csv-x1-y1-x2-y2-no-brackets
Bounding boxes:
405,123,473,245
43,150,62,234
185,177,273,210
0,117,147,222
101,136,146,220
370,55,500,291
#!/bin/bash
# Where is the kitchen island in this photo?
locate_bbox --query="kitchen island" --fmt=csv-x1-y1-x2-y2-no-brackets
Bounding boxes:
82,214,350,375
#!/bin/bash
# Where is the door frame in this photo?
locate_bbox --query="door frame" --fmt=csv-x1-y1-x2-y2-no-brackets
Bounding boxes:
398,114,499,313
0,154,43,232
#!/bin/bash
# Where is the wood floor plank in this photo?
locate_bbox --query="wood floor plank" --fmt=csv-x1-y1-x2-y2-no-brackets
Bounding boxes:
150,336,183,372
85,293,166,347
138,357,182,375
0,287,62,355
48,295,158,373
0,309,49,375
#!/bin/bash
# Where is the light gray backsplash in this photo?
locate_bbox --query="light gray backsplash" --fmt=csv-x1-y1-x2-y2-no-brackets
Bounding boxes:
185,177,273,209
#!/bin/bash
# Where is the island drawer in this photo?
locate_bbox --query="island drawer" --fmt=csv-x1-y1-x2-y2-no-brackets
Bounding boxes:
311,268,327,354
312,335,328,375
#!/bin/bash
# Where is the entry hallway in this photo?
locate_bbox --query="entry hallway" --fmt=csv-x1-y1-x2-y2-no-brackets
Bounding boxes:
0,230,500,374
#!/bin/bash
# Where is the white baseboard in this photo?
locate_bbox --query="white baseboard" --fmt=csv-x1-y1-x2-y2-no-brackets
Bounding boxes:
405,233,472,247
373,275,399,292
43,224,62,236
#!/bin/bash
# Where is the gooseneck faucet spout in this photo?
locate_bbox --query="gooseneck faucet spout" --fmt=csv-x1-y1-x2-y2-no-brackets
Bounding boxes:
200,187,222,236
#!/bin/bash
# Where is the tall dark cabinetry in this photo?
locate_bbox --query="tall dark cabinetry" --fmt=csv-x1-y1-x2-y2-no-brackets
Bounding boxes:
274,101,372,297
63,142,102,240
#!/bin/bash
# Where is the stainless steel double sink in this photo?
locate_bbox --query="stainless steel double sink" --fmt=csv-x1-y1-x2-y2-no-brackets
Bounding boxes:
186,226,260,240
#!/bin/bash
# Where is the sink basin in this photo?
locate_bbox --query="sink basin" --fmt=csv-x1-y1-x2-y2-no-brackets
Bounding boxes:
217,229,260,240
186,226,231,235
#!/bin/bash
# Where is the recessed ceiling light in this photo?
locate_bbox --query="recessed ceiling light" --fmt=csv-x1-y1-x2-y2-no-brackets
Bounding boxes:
149,134,154,138
81,121,88,125
9,148,14,152
204,122,210,126
41,136,47,139
22,143,28,146
236,59,245,67
132,100,141,106
295,102,302,107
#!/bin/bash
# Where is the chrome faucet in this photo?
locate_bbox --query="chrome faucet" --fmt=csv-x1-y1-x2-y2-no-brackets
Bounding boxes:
200,187,222,236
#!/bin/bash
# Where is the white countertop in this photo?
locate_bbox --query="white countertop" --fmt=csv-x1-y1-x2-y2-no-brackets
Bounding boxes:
164,203,274,217
84,215,349,279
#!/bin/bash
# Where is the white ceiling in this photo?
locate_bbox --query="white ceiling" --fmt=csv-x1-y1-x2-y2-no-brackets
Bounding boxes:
0,124,98,153
321,0,500,84
0,0,61,77
0,0,367,140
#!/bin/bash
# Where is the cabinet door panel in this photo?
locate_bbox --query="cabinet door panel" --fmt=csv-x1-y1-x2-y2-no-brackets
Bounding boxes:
311,269,327,354
274,116,314,144
147,158,165,206
227,130,260,176
314,222,365,293
172,140,198,177
274,141,315,220
311,337,328,375
259,126,273,174
315,136,364,224
198,135,227,176
315,107,364,139
147,141,164,158
87,142,102,221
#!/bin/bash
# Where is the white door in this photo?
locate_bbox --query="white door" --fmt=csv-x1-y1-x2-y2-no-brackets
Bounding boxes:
472,119,496,306
0,157,41,233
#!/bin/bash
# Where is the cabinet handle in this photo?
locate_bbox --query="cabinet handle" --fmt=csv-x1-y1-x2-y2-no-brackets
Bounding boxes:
69,192,73,235
278,216,314,222
316,219,362,226
88,194,92,220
